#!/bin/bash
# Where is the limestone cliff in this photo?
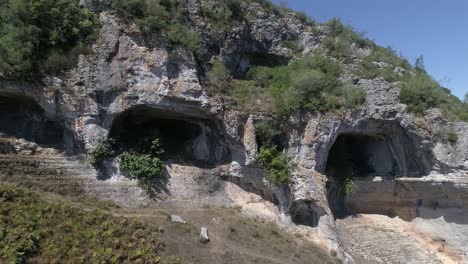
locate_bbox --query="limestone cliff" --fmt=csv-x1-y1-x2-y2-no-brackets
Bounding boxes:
0,0,467,263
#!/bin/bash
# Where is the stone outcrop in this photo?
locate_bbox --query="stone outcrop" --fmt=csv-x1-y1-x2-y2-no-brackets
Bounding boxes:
0,1,467,263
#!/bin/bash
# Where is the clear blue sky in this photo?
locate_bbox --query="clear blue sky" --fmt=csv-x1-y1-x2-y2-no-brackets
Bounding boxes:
272,0,468,99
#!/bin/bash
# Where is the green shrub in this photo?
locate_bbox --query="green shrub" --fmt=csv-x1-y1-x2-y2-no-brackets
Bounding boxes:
206,60,230,93
230,79,276,112
255,0,315,25
87,139,116,166
112,0,147,17
437,127,458,144
0,0,98,78
200,0,243,30
366,46,411,69
323,18,372,62
340,83,366,108
166,24,201,56
254,120,282,147
0,184,163,263
118,152,164,181
144,138,165,158
400,72,468,121
343,178,357,195
44,45,93,74
258,146,289,184
111,0,201,57
236,55,345,115
282,39,302,55
355,59,402,82
323,36,353,62
400,73,449,114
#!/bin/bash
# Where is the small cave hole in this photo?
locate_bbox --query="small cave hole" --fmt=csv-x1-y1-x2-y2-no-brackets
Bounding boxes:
291,200,326,227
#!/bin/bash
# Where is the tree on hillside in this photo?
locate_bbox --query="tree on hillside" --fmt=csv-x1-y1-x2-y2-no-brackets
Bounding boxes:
415,55,425,72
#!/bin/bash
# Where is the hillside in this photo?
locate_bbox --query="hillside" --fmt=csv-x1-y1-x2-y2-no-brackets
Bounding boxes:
0,0,467,263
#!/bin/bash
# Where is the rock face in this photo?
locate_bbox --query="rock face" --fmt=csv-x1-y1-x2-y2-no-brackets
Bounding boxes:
0,1,467,263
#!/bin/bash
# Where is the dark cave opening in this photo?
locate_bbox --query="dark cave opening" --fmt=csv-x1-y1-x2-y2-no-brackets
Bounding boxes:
291,200,326,227
0,94,66,150
109,106,230,165
325,133,399,218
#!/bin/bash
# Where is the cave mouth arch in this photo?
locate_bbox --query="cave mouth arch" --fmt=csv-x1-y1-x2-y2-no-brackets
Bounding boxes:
323,127,434,218
108,106,230,166
0,93,67,150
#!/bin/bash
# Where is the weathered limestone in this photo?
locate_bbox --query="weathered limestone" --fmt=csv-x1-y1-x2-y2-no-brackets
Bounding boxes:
0,1,467,263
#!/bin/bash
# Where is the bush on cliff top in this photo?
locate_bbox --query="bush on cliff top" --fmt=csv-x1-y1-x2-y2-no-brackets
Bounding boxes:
323,18,373,62
400,71,468,121
231,55,366,114
0,0,98,78
112,0,201,56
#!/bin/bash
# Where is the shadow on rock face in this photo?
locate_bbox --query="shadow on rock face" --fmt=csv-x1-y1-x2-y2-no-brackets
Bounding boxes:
0,93,74,152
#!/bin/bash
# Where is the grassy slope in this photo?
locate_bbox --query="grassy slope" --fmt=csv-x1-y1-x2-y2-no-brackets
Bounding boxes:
0,184,340,264
0,184,166,263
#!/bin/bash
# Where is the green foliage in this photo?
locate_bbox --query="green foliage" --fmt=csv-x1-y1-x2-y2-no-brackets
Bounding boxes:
166,24,201,56
119,152,164,181
111,0,201,56
254,120,282,147
340,83,366,108
255,0,314,25
0,184,163,263
437,127,458,144
323,18,372,62
206,60,230,93
366,46,411,69
415,55,425,72
230,79,277,112
282,39,302,55
400,74,442,113
400,72,468,121
200,0,243,30
44,45,93,74
145,138,165,158
118,137,165,182
323,36,353,62
355,59,402,82
354,46,412,82
258,146,289,184
237,55,346,114
343,178,357,195
87,139,116,166
0,0,98,78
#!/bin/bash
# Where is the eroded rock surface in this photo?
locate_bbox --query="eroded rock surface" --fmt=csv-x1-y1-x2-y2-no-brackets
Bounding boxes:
0,1,467,263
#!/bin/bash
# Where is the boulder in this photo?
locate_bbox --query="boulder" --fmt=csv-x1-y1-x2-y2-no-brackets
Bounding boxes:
170,215,186,224
200,227,209,243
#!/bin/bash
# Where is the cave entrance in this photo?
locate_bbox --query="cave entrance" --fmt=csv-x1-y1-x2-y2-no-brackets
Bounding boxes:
291,200,326,227
0,93,66,150
109,106,230,165
325,133,399,218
